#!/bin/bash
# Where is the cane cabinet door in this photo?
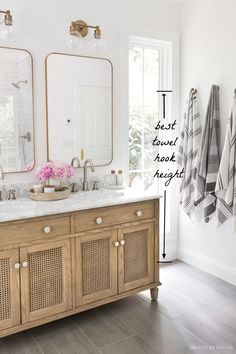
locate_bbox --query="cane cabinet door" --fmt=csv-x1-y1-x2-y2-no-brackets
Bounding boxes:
20,240,72,323
75,230,117,306
118,222,155,293
0,249,20,330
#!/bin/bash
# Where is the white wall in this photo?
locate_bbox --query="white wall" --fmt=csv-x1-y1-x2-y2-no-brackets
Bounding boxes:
0,0,180,185
179,0,236,285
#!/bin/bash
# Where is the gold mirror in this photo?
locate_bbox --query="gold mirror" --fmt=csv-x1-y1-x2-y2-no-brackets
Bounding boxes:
45,53,113,166
0,47,34,173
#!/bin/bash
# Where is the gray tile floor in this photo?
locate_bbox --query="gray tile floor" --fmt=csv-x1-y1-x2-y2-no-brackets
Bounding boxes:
0,261,236,354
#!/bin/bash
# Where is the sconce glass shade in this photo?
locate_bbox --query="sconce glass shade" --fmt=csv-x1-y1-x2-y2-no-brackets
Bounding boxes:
0,23,17,42
91,37,106,51
68,33,82,49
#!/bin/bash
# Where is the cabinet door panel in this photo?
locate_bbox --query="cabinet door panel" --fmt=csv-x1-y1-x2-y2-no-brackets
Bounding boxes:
20,240,72,323
75,230,117,306
0,249,20,330
118,223,154,293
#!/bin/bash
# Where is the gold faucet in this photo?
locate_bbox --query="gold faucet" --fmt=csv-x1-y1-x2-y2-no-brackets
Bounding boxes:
0,164,4,180
83,159,95,191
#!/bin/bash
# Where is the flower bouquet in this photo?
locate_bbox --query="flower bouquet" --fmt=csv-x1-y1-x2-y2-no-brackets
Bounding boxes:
36,161,74,192
28,161,74,201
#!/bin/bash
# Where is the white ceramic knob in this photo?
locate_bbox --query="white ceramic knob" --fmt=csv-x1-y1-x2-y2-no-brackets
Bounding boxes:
14,263,21,269
120,240,125,246
136,210,143,217
22,261,28,268
96,217,103,225
43,226,51,234
114,241,120,247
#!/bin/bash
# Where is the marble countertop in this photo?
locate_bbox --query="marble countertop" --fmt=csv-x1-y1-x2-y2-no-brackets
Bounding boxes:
0,188,161,223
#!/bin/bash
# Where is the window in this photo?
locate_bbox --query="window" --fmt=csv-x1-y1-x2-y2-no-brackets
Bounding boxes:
128,36,172,192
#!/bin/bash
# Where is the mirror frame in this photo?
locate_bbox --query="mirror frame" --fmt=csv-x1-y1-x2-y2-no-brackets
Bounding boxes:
0,46,35,174
45,52,114,167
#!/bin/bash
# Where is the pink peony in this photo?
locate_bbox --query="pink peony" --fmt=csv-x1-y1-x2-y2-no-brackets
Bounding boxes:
53,162,67,179
36,161,74,182
25,160,34,171
37,161,55,181
65,164,74,178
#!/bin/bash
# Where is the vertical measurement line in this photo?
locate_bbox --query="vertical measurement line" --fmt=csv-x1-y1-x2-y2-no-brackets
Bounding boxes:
163,189,166,258
162,94,166,119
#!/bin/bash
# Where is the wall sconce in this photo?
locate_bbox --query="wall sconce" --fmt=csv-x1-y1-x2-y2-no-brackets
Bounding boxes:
0,9,17,42
68,20,105,50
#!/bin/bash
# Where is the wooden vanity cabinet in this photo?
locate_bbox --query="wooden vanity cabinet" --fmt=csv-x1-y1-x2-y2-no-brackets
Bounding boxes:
75,229,118,306
118,222,155,293
0,240,72,331
75,221,155,306
20,239,72,323
0,249,20,331
0,199,159,337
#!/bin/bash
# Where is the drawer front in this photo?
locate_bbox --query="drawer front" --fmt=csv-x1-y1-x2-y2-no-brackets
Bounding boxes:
0,216,71,246
75,201,155,232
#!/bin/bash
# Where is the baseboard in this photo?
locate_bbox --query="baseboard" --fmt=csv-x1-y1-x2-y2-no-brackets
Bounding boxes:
177,247,236,286
160,237,177,262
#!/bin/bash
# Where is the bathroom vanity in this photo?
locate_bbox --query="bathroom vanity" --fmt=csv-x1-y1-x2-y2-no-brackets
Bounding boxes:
0,190,160,337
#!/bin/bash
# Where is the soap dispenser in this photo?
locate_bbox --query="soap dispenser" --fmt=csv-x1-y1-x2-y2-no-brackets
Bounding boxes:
117,170,123,186
109,170,116,187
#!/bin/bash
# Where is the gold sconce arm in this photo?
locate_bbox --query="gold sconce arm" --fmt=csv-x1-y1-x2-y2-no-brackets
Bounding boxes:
0,10,13,26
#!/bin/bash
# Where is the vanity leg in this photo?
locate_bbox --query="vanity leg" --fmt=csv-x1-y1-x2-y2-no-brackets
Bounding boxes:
150,287,158,301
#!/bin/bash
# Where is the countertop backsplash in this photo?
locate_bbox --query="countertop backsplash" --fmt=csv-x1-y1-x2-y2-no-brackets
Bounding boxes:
0,175,108,200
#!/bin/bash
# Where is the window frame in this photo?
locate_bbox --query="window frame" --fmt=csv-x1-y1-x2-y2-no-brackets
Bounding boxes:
123,30,179,253
128,36,173,194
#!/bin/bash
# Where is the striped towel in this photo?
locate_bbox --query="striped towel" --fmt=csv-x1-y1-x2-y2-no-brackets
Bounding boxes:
194,85,220,222
176,88,201,216
215,91,236,230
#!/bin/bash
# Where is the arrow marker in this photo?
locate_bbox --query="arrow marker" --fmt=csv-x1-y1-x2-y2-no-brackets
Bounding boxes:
162,94,166,119
162,190,167,259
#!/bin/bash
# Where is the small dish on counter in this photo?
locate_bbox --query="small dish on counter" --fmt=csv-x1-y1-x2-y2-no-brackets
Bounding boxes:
44,185,56,193
28,187,70,201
